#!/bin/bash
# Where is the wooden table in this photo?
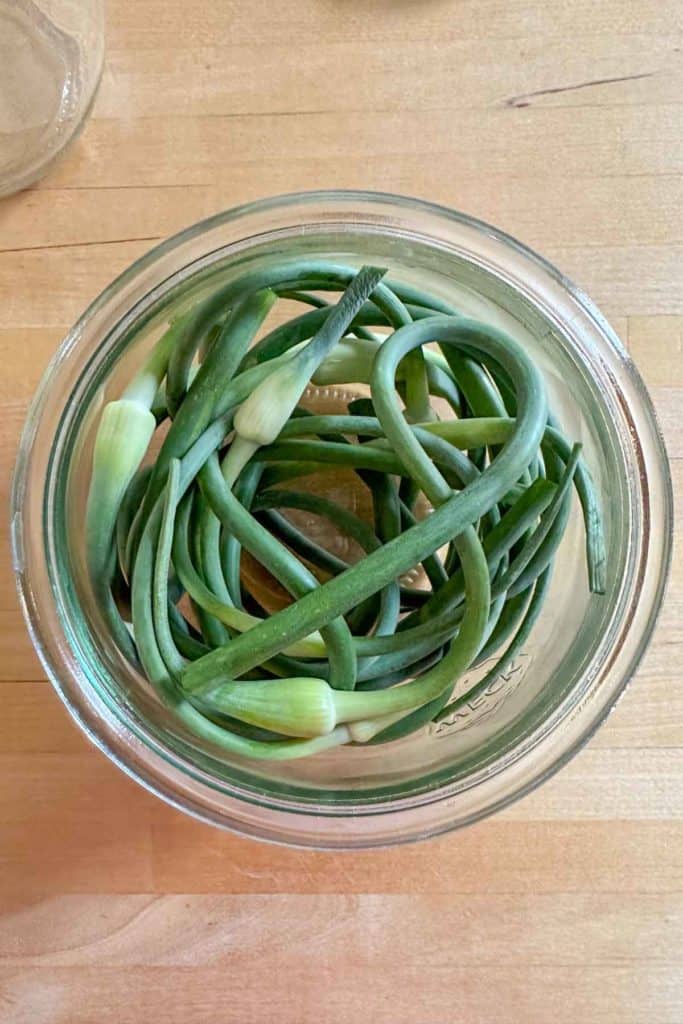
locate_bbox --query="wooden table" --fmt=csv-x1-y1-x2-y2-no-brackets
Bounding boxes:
1,2,681,1021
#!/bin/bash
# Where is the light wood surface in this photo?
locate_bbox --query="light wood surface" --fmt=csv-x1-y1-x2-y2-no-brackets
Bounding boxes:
0,2,681,1021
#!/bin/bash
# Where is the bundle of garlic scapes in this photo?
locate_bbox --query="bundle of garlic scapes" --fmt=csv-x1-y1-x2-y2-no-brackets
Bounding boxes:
85,260,605,760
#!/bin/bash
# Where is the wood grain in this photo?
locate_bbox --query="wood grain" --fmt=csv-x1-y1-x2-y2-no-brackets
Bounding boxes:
0,0,681,1020
1,964,680,1024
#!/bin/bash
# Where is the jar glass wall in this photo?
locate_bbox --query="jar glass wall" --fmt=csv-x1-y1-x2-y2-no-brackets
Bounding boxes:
11,192,672,847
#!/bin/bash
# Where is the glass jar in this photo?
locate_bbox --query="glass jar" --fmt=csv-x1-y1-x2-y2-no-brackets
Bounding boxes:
0,0,104,196
11,191,673,848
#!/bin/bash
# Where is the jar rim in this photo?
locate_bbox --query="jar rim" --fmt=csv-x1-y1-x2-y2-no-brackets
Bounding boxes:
11,190,673,848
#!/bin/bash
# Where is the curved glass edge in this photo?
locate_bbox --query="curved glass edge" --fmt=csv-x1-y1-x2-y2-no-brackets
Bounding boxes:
0,3,105,198
11,191,674,848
